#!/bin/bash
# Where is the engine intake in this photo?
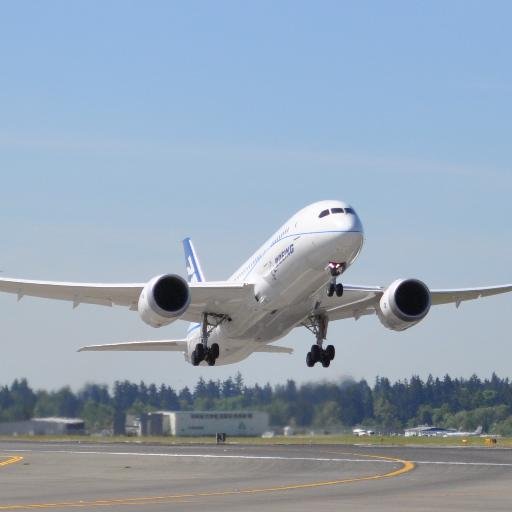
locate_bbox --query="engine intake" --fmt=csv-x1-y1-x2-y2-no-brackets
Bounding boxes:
138,274,190,327
378,278,431,331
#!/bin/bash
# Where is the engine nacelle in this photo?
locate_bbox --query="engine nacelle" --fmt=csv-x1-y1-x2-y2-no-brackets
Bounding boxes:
138,274,190,328
377,278,431,332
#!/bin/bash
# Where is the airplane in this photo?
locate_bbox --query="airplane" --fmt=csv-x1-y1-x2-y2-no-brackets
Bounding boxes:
0,199,510,368
352,428,375,437
443,426,483,437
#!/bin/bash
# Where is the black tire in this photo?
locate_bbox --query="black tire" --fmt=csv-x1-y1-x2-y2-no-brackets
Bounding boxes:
191,350,200,366
210,343,220,359
306,352,315,367
207,356,216,366
327,283,335,297
325,345,335,361
195,343,205,361
335,283,344,297
311,344,321,362
321,357,331,368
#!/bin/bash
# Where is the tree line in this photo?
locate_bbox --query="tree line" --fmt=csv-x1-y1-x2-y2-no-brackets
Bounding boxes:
1,373,512,435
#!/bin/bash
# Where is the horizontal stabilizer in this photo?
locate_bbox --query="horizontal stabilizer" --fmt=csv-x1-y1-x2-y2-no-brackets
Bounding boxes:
254,345,293,354
78,340,187,352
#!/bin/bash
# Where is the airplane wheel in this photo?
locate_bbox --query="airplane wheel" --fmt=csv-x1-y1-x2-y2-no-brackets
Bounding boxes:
191,350,200,366
335,283,344,297
195,343,205,361
310,345,321,362
327,283,335,297
207,356,216,366
306,352,315,367
325,345,335,361
321,357,331,368
210,343,220,359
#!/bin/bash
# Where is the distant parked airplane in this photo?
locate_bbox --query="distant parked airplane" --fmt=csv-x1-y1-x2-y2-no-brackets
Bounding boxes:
352,428,375,436
0,200,510,367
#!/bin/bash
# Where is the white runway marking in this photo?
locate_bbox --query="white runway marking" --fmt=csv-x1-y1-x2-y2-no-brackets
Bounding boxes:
6,449,392,464
415,460,512,467
5,448,512,467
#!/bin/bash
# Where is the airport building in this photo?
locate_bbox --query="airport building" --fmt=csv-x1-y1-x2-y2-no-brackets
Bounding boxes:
0,417,85,436
139,410,269,437
404,425,452,437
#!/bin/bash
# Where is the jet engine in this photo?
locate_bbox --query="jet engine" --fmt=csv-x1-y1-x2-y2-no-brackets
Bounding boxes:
377,278,431,331
138,274,190,328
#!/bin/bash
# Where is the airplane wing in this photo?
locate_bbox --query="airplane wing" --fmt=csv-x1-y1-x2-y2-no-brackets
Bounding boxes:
78,340,187,352
321,285,382,321
321,283,512,321
429,285,512,306
0,277,254,323
181,281,254,322
0,277,143,308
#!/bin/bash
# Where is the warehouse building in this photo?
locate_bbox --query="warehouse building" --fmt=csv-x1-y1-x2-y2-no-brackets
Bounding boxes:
139,410,269,437
0,417,85,436
404,425,453,437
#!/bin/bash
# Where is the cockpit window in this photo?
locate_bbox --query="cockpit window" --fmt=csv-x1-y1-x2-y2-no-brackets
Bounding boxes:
319,209,330,218
331,208,345,214
345,207,355,214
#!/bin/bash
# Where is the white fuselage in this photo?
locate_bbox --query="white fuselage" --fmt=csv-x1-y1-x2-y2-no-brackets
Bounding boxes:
185,200,364,365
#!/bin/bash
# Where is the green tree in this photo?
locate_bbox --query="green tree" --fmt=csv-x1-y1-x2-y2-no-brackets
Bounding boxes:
33,390,58,417
374,396,401,429
81,401,114,433
313,401,342,429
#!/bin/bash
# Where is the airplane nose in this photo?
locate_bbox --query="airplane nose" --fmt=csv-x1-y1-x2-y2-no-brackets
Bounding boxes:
349,213,363,233
337,211,363,234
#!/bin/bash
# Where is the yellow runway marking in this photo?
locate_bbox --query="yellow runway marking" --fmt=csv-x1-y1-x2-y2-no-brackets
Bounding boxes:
0,451,415,510
0,456,23,468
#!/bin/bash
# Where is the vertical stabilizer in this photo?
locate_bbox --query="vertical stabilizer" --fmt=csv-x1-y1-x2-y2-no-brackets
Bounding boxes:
183,238,204,337
183,237,205,283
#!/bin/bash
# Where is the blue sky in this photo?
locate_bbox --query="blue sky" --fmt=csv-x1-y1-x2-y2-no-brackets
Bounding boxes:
0,1,511,391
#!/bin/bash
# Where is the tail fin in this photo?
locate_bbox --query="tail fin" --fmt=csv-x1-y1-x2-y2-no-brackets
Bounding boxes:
474,425,483,435
183,237,205,284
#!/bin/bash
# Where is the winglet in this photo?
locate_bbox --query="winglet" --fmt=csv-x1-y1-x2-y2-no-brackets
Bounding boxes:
183,238,205,284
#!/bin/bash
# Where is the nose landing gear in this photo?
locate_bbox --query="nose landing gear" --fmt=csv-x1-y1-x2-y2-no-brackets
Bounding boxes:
304,314,336,368
327,262,345,297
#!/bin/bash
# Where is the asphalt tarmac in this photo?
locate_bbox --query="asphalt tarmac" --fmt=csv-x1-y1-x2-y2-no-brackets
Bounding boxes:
1,441,511,511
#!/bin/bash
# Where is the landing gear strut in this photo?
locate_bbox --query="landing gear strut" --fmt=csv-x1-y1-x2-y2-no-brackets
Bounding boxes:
326,262,344,297
303,314,336,368
191,313,226,366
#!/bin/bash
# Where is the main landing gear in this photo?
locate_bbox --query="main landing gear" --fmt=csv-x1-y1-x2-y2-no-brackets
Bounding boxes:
327,262,345,297
304,314,335,368
191,313,226,367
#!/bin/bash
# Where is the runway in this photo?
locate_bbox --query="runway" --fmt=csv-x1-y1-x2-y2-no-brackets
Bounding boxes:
1,441,512,511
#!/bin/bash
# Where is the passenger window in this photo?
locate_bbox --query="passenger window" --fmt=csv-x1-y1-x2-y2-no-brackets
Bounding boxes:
345,207,355,214
331,208,344,214
319,209,330,218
